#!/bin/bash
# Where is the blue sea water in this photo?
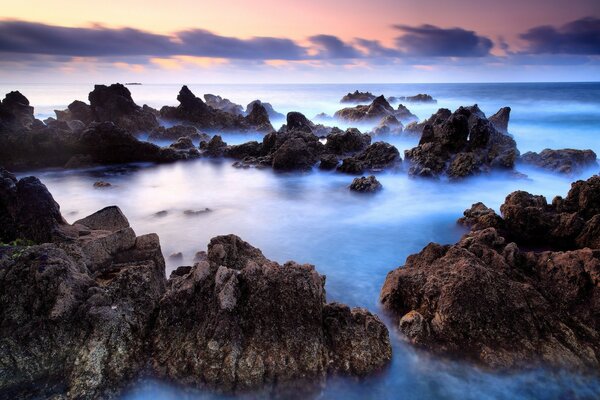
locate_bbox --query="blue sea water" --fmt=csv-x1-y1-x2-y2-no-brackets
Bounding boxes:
5,82,600,399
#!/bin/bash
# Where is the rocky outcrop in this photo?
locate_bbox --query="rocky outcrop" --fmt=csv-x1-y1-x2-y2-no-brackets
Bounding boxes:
340,90,377,103
381,176,600,370
200,135,228,157
404,108,451,135
520,148,598,174
404,105,519,178
245,100,284,120
324,128,371,154
0,175,392,398
0,91,36,132
148,125,210,143
245,102,275,132
160,86,273,132
371,115,403,136
335,96,417,123
337,142,401,174
349,175,382,192
152,234,392,391
203,94,244,116
488,107,511,134
393,94,437,104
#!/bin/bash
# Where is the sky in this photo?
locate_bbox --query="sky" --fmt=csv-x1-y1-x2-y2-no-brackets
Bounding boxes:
0,0,599,83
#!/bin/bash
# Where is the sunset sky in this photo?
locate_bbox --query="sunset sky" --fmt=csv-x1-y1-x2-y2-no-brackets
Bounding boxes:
1,0,598,83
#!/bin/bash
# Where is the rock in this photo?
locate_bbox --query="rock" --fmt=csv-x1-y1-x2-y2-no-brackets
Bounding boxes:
245,102,274,132
148,125,209,142
335,96,417,123
201,135,228,157
223,141,262,159
0,90,35,132
271,134,320,171
338,142,401,174
349,175,382,192
152,235,392,391
286,111,314,132
404,105,519,178
521,149,598,174
169,136,195,150
0,169,66,243
324,128,371,154
319,154,340,170
160,86,271,132
183,208,210,216
203,94,244,116
245,100,284,120
74,205,130,232
371,115,403,136
395,94,437,103
169,252,183,261
154,210,168,218
88,83,159,133
488,107,511,134
404,108,451,135
93,181,112,188
380,176,600,370
55,100,94,125
340,90,377,103
67,120,86,132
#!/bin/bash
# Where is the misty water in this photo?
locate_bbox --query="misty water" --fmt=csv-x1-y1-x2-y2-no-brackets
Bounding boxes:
9,82,600,399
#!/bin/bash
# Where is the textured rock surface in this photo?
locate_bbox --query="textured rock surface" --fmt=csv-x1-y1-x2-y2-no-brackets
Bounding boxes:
381,175,600,370
521,148,598,174
404,105,519,178
152,235,392,391
335,96,417,123
349,175,383,192
337,142,401,174
340,90,377,103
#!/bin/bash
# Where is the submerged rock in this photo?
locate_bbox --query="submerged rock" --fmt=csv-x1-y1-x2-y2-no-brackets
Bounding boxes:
152,234,392,391
380,175,600,370
520,148,598,174
349,175,382,192
404,105,519,178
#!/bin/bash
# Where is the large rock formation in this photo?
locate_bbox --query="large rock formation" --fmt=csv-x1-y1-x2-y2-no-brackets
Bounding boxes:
380,175,600,370
152,234,392,391
0,91,36,132
334,96,417,123
521,148,598,174
404,108,451,135
404,105,519,178
0,172,392,398
148,124,210,143
160,86,273,132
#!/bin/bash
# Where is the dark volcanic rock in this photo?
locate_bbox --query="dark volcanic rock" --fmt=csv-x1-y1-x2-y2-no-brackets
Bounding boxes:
245,100,284,120
0,91,35,132
223,141,262,159
338,142,401,174
152,234,392,391
271,134,321,171
201,135,228,157
148,125,209,142
203,94,244,116
245,102,274,132
404,105,519,178
521,148,598,174
404,108,452,135
488,107,511,134
371,115,403,136
88,83,159,133
396,94,437,103
324,128,371,154
319,154,340,170
349,175,382,192
160,86,272,132
381,176,600,370
55,100,94,125
286,111,314,132
335,96,416,123
340,90,377,103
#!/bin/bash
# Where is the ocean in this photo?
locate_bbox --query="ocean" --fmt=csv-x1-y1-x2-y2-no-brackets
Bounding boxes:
5,82,600,399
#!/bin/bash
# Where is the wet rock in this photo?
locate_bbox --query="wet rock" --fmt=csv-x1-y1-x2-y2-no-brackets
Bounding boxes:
55,100,94,125
404,108,451,135
338,142,401,174
93,181,112,188
245,100,284,120
335,96,416,123
286,111,314,132
271,134,320,171
340,90,377,103
88,83,159,133
520,148,598,174
223,141,262,159
152,235,392,391
349,175,382,193
148,125,209,142
324,128,371,154
203,94,244,116
245,102,274,132
201,135,228,157
319,154,340,170
404,105,519,178
488,107,511,134
381,176,600,370
395,94,437,103
169,136,195,150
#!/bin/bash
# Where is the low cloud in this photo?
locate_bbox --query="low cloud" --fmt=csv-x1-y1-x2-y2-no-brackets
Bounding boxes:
393,24,493,57
519,17,600,55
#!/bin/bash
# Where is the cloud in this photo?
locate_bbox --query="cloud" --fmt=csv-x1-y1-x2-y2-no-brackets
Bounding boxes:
354,39,401,58
519,17,600,55
393,24,493,57
308,35,362,58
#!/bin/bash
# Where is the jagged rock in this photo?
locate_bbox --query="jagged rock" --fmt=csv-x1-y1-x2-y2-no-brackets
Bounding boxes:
160,86,272,132
203,94,244,116
404,105,519,178
223,141,262,159
335,96,416,123
55,100,94,125
349,175,382,192
340,90,377,103
286,111,314,132
152,235,392,391
88,83,159,133
169,136,195,150
245,100,284,120
338,142,401,174
395,94,437,104
271,133,321,171
324,128,371,154
148,125,209,142
371,115,403,136
245,102,274,132
404,108,451,135
319,154,339,170
201,135,228,157
0,91,35,132
381,176,600,370
488,107,511,134
521,148,598,174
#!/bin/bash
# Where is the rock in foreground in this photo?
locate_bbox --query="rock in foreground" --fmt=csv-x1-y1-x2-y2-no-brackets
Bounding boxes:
380,175,600,370
349,175,382,192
